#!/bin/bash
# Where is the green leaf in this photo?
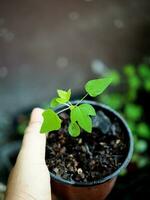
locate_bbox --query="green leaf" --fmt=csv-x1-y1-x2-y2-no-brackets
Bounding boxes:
68,122,80,137
100,93,124,110
78,104,96,116
137,123,150,139
57,89,71,102
124,104,143,121
85,77,112,97
138,64,150,78
132,153,150,168
123,65,135,76
71,105,93,133
128,76,141,90
50,98,60,108
131,153,139,163
144,79,150,92
137,156,150,168
56,97,68,104
135,140,148,153
40,109,62,133
127,89,138,101
127,121,136,133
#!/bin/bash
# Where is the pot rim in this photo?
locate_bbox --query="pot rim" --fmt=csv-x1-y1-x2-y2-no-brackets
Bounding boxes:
49,100,134,187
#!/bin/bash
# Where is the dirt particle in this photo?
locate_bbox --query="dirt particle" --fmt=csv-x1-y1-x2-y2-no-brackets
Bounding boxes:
77,168,83,174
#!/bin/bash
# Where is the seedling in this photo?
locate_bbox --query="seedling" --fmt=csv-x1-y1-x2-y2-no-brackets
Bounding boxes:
40,77,112,137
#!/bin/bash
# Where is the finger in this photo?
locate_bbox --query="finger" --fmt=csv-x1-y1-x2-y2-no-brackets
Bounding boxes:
6,108,51,200
18,108,47,163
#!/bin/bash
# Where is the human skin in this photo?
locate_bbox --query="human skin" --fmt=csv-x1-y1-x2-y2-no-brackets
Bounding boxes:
5,108,52,200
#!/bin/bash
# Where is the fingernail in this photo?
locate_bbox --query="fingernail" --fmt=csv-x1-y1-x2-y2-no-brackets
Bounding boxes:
29,108,44,125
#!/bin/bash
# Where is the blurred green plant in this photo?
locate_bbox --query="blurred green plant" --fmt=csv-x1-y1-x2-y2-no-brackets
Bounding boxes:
99,63,150,173
17,116,28,135
124,104,143,121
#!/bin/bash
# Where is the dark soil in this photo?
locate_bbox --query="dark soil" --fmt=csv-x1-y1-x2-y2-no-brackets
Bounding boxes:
46,110,128,183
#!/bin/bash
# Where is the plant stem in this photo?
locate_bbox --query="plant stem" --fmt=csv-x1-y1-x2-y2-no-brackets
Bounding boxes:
68,101,73,106
57,93,88,114
64,103,70,107
76,93,88,106
57,107,71,114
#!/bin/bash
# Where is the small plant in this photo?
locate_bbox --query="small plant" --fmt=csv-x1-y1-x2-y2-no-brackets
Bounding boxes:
40,77,112,137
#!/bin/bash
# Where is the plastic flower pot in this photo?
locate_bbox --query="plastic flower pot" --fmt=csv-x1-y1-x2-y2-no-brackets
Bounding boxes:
47,101,134,200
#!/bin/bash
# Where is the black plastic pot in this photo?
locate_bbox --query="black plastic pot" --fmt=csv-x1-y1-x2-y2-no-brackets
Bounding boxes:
47,100,134,200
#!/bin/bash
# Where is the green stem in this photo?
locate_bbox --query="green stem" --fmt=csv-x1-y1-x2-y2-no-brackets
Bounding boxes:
68,101,73,106
75,93,88,106
57,93,88,114
64,103,71,107
57,107,71,114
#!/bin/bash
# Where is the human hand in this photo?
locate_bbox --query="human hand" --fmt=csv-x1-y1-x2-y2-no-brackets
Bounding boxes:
5,108,52,200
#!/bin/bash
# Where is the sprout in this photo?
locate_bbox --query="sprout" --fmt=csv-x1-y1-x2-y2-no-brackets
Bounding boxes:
40,77,113,137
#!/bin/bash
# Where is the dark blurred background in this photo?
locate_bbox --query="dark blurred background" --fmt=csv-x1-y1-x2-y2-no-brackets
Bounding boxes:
0,0,150,114
0,0,150,199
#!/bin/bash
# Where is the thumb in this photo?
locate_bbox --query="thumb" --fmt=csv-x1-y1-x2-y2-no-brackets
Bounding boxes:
5,108,51,200
18,108,47,163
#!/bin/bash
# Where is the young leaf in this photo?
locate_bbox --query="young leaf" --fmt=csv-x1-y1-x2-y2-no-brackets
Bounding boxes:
56,97,68,104
50,98,60,108
77,104,96,116
57,89,71,102
40,109,62,133
68,122,80,137
85,77,112,97
71,105,93,133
